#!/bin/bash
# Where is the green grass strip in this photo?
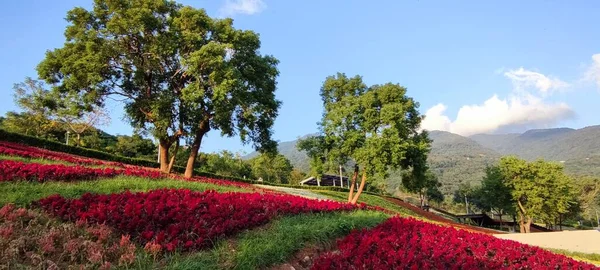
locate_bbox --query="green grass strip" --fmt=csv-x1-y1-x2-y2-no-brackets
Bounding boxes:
165,211,388,270
0,154,73,165
0,175,251,206
547,248,600,266
314,190,421,217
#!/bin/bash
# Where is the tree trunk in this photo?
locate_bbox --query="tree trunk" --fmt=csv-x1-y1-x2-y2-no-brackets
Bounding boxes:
464,195,469,214
76,133,81,146
159,139,171,173
184,133,204,179
166,139,180,174
518,213,526,233
347,165,359,202
184,120,210,178
350,170,367,204
525,217,532,233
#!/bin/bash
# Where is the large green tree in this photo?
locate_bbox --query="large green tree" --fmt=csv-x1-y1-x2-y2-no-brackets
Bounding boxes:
498,156,577,233
37,0,280,177
317,73,430,204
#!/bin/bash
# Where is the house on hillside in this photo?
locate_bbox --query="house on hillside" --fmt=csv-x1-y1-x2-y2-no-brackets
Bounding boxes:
300,174,354,188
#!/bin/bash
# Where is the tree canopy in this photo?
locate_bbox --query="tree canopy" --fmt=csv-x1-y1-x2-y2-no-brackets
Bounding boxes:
315,73,430,204
497,156,578,233
36,0,280,177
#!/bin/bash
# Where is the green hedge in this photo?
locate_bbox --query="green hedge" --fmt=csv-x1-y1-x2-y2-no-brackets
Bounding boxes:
0,129,387,195
0,129,159,167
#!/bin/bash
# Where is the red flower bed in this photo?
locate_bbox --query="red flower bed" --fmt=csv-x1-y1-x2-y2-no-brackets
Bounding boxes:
38,189,366,252
0,160,162,182
0,141,122,167
0,141,256,188
312,217,598,270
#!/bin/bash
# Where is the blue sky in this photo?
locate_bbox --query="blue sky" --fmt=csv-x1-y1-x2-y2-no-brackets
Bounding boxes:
1,0,599,154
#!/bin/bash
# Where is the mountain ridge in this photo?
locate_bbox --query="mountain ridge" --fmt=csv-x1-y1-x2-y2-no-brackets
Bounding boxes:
246,125,600,194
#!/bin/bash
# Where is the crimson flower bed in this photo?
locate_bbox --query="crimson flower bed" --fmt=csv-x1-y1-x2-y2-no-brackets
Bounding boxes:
37,189,366,252
0,160,162,182
0,141,121,167
312,216,598,270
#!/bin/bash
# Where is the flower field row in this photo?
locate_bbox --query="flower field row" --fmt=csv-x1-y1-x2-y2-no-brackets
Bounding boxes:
0,160,162,182
311,216,597,270
0,141,256,188
37,189,367,252
0,141,123,167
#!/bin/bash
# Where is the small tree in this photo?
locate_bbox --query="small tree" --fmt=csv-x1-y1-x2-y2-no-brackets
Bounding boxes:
12,77,110,145
499,156,577,233
472,166,515,228
402,168,442,207
317,73,430,204
454,182,477,214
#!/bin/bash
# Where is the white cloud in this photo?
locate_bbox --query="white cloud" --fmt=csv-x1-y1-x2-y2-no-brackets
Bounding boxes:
504,67,569,94
219,0,266,17
421,68,575,136
583,53,600,88
421,95,574,136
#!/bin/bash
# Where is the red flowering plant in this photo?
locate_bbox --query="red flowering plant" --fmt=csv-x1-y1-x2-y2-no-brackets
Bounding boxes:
0,160,166,182
0,141,121,166
0,141,257,188
37,189,367,252
311,216,598,270
0,204,140,269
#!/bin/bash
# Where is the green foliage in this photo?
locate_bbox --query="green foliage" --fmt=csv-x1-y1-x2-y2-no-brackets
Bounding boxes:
111,134,157,159
498,156,579,230
0,128,159,167
0,112,64,140
289,169,307,185
317,73,429,179
197,151,252,180
472,166,515,217
165,211,387,270
0,175,249,207
402,168,443,206
37,0,281,174
249,153,293,184
572,176,600,222
296,135,328,177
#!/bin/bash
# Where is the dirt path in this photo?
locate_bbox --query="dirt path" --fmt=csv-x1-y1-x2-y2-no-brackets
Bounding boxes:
495,230,600,254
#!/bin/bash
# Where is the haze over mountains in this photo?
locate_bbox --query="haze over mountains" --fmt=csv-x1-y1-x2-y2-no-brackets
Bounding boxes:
246,125,600,194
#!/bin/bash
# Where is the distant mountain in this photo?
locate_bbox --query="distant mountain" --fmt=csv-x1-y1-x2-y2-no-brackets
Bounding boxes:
427,131,501,194
245,125,600,195
470,127,600,160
